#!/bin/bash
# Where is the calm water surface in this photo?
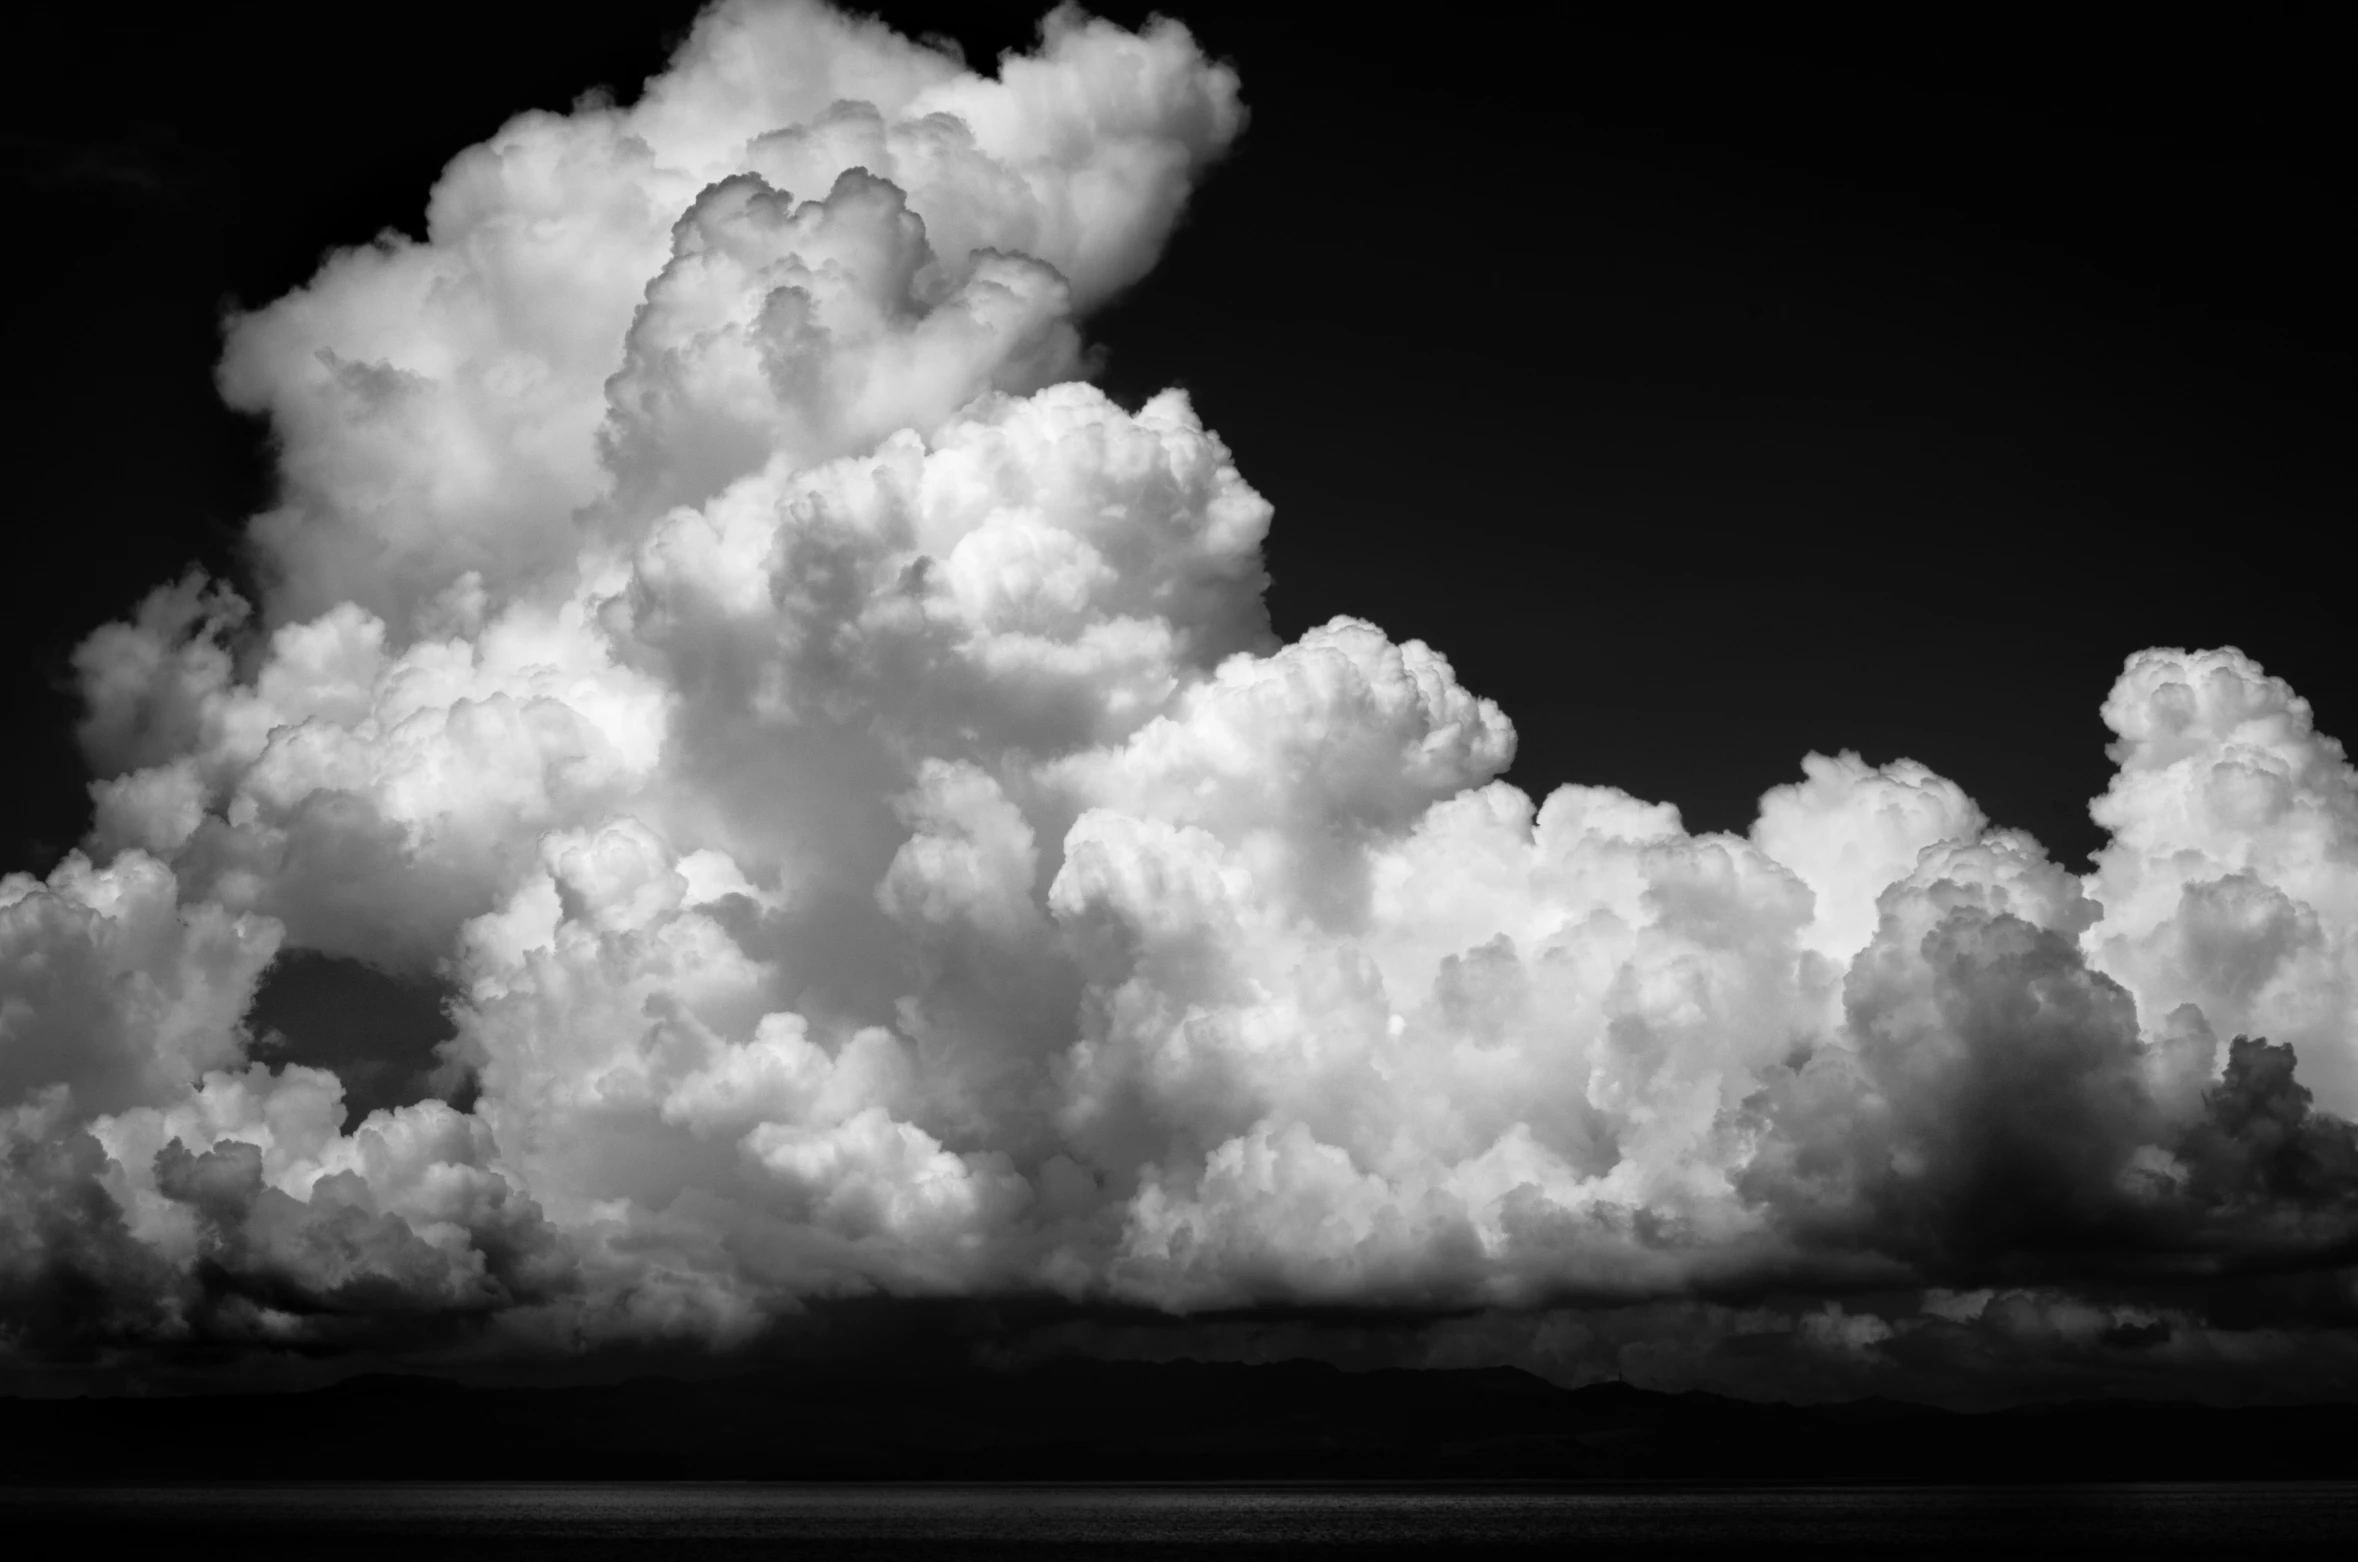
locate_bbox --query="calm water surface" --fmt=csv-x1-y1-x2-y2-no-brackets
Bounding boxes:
7,1482,2353,1556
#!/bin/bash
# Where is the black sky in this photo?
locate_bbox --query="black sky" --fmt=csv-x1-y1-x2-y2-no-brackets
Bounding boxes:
6,3,2348,882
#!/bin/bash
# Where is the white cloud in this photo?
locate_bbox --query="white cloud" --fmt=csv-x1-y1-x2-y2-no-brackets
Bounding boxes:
2085,647,2358,1114
215,0,1242,629
6,0,2358,1363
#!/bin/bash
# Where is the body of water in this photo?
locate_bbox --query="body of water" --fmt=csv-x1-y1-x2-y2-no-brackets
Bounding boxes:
6,1481,2353,1556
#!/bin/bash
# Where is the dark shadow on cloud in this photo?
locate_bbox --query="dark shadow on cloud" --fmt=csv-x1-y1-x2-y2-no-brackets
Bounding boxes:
1734,908,2358,1296
0,1130,182,1362
2184,1034,2358,1211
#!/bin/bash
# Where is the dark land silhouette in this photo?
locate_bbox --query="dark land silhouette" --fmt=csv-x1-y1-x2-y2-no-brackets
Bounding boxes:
6,1358,2354,1482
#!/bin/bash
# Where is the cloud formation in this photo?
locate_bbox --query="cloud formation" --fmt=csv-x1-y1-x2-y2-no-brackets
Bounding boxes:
5,0,2356,1387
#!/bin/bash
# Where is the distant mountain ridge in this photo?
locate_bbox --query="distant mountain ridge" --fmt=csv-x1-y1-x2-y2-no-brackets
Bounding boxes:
5,1358,2354,1482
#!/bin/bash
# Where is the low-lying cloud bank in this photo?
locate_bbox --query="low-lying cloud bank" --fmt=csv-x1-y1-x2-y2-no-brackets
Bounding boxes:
5,0,2356,1395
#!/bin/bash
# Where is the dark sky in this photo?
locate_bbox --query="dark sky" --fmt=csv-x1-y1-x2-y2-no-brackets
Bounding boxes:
7,3,2348,877
1,4,2352,1409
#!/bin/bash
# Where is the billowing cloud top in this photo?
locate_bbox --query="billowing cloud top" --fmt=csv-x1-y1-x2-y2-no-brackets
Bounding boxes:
5,0,2356,1388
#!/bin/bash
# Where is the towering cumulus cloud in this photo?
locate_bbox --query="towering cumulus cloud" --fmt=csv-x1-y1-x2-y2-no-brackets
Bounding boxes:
5,0,2355,1387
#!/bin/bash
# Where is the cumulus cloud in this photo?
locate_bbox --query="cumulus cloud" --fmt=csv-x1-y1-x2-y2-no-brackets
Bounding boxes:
6,0,2358,1385
216,0,1243,628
